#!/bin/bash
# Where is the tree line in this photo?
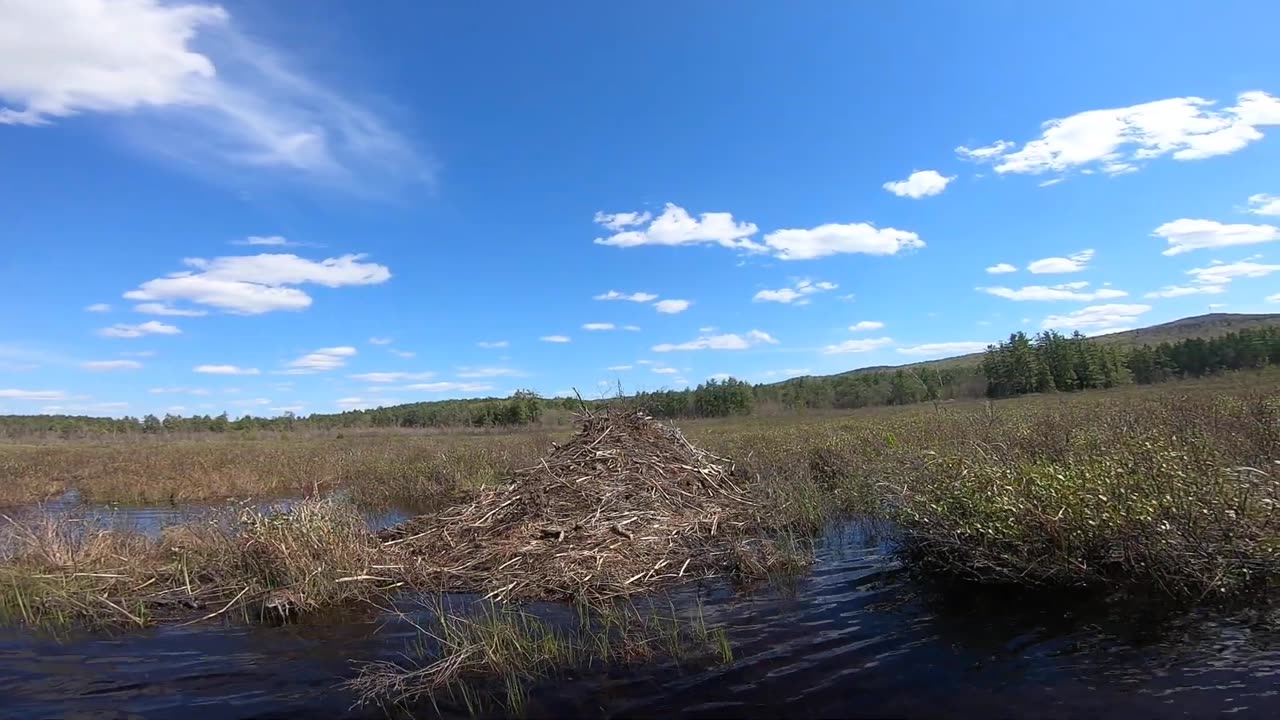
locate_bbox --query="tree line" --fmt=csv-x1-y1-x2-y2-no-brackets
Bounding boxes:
3,326,1278,438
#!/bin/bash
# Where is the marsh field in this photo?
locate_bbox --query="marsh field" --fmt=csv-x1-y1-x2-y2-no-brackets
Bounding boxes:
2,371,1279,719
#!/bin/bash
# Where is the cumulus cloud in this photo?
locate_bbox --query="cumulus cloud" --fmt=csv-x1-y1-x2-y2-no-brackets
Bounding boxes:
123,253,391,314
1185,260,1280,285
194,364,260,375
403,382,494,393
882,170,954,199
955,91,1280,178
477,341,509,349
98,320,181,338
0,389,67,401
654,299,691,314
594,290,658,302
1152,219,1280,255
1041,303,1152,331
985,263,1017,274
348,371,434,383
456,367,523,379
1144,284,1227,299
134,302,208,316
582,323,615,331
1027,249,1094,274
896,342,991,357
753,280,838,305
1247,194,1280,216
81,360,142,371
233,235,294,247
977,282,1128,302
762,222,924,261
652,330,777,352
282,346,356,374
593,203,761,250
540,335,571,343
592,205,923,261
85,303,112,312
0,0,427,189
821,337,894,355
850,321,885,331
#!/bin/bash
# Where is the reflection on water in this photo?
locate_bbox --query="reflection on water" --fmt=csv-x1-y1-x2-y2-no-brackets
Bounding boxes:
1,520,1279,719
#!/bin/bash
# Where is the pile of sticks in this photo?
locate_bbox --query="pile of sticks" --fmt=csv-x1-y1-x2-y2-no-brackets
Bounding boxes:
381,408,765,602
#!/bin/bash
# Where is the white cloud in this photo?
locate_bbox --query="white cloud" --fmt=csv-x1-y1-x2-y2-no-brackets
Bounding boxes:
653,329,777,352
592,211,653,231
41,401,128,414
1027,249,1094,274
1267,293,1280,303
283,346,356,374
1152,219,1280,256
956,140,1014,161
821,337,894,355
81,359,142,371
582,323,615,331
390,349,415,358
1041,303,1152,331
850,321,885,331
368,337,393,345
150,386,209,395
120,351,156,357
336,397,386,410
233,235,293,247
348,371,434,383
403,382,494,393
606,365,633,371
134,302,208,316
270,405,303,414
652,366,679,374
85,303,112,312
1185,260,1280,285
896,342,990,357
124,253,390,314
476,340,509,349
193,364,260,375
593,203,761,250
977,283,1128,302
1144,284,1227,299
1247,194,1280,216
654,299,691,314
623,325,641,332
955,91,1280,177
593,290,658,302
882,170,954,199
540,335,571,343
0,0,426,188
0,389,67,401
762,222,924,261
98,320,181,338
762,368,811,378
456,367,522,379
753,279,838,305
985,263,1017,274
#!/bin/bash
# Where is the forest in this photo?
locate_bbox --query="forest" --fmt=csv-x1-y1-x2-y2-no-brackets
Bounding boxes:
2,326,1279,438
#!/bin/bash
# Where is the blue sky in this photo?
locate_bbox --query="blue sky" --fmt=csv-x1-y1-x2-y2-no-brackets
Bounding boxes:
2,0,1280,417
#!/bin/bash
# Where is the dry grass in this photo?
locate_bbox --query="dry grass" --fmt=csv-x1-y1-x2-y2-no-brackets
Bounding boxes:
0,497,389,628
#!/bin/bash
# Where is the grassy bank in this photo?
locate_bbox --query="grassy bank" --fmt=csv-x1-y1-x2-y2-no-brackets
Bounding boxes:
0,372,1277,629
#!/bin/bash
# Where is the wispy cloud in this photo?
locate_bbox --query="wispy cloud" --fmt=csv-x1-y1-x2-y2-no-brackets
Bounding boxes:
1152,219,1279,255
653,330,777,352
348,371,434,383
0,0,430,190
98,320,181,338
977,282,1127,302
985,263,1017,274
850,321,885,331
582,323,616,331
821,337,893,354
540,335,571,343
477,341,509,349
194,364,260,375
593,290,657,302
81,360,143,371
896,342,990,357
1027,249,1094,274
85,303,112,312
282,346,356,374
753,280,837,305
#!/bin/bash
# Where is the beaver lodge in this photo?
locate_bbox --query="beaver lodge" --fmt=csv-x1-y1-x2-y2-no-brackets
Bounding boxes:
380,407,794,602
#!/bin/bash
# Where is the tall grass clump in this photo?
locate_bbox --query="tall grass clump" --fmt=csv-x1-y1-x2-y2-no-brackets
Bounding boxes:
880,392,1280,601
0,497,390,628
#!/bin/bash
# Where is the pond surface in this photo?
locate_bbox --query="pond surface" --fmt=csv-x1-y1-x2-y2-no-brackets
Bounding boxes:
1,520,1278,719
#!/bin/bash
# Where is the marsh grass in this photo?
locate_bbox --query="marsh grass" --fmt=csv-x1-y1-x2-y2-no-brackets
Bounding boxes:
0,497,391,628
347,596,733,713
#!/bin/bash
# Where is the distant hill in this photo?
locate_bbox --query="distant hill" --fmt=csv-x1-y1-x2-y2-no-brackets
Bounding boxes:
784,313,1280,384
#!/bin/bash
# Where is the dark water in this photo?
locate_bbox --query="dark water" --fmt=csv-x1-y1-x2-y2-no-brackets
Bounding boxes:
2,521,1279,719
